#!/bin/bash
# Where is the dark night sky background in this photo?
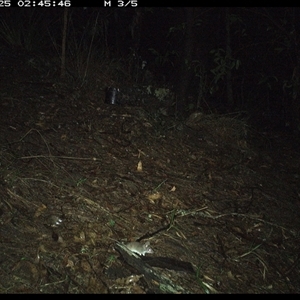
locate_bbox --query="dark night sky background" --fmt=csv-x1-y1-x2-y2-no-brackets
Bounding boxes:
1,6,300,131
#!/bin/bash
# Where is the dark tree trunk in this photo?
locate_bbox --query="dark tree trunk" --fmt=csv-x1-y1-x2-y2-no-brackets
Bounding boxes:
130,8,143,83
60,8,68,79
289,8,300,130
177,7,195,117
225,7,234,108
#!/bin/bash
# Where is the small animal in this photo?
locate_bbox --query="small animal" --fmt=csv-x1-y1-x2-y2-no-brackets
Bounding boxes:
125,241,154,256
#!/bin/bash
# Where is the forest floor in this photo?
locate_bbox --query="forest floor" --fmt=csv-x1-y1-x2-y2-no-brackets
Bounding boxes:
1,48,300,294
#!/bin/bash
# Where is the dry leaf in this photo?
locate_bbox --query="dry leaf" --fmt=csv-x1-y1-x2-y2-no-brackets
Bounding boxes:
34,204,47,218
227,270,235,280
137,160,143,172
170,186,176,192
66,259,75,268
147,192,162,202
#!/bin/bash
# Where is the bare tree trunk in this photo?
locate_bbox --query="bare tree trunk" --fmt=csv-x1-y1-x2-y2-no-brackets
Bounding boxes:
225,7,234,108
130,8,143,83
60,7,68,79
289,8,300,130
177,7,195,117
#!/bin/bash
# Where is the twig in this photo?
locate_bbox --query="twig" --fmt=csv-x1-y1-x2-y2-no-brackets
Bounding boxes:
19,155,101,161
19,129,52,157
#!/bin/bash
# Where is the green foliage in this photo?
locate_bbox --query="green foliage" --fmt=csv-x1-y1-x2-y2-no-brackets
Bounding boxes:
258,74,278,90
0,18,23,47
0,9,49,51
210,48,241,86
76,177,87,187
105,255,116,268
168,22,186,35
107,219,116,227
148,47,178,68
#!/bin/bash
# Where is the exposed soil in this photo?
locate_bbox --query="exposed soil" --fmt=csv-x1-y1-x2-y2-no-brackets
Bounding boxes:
1,49,300,294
